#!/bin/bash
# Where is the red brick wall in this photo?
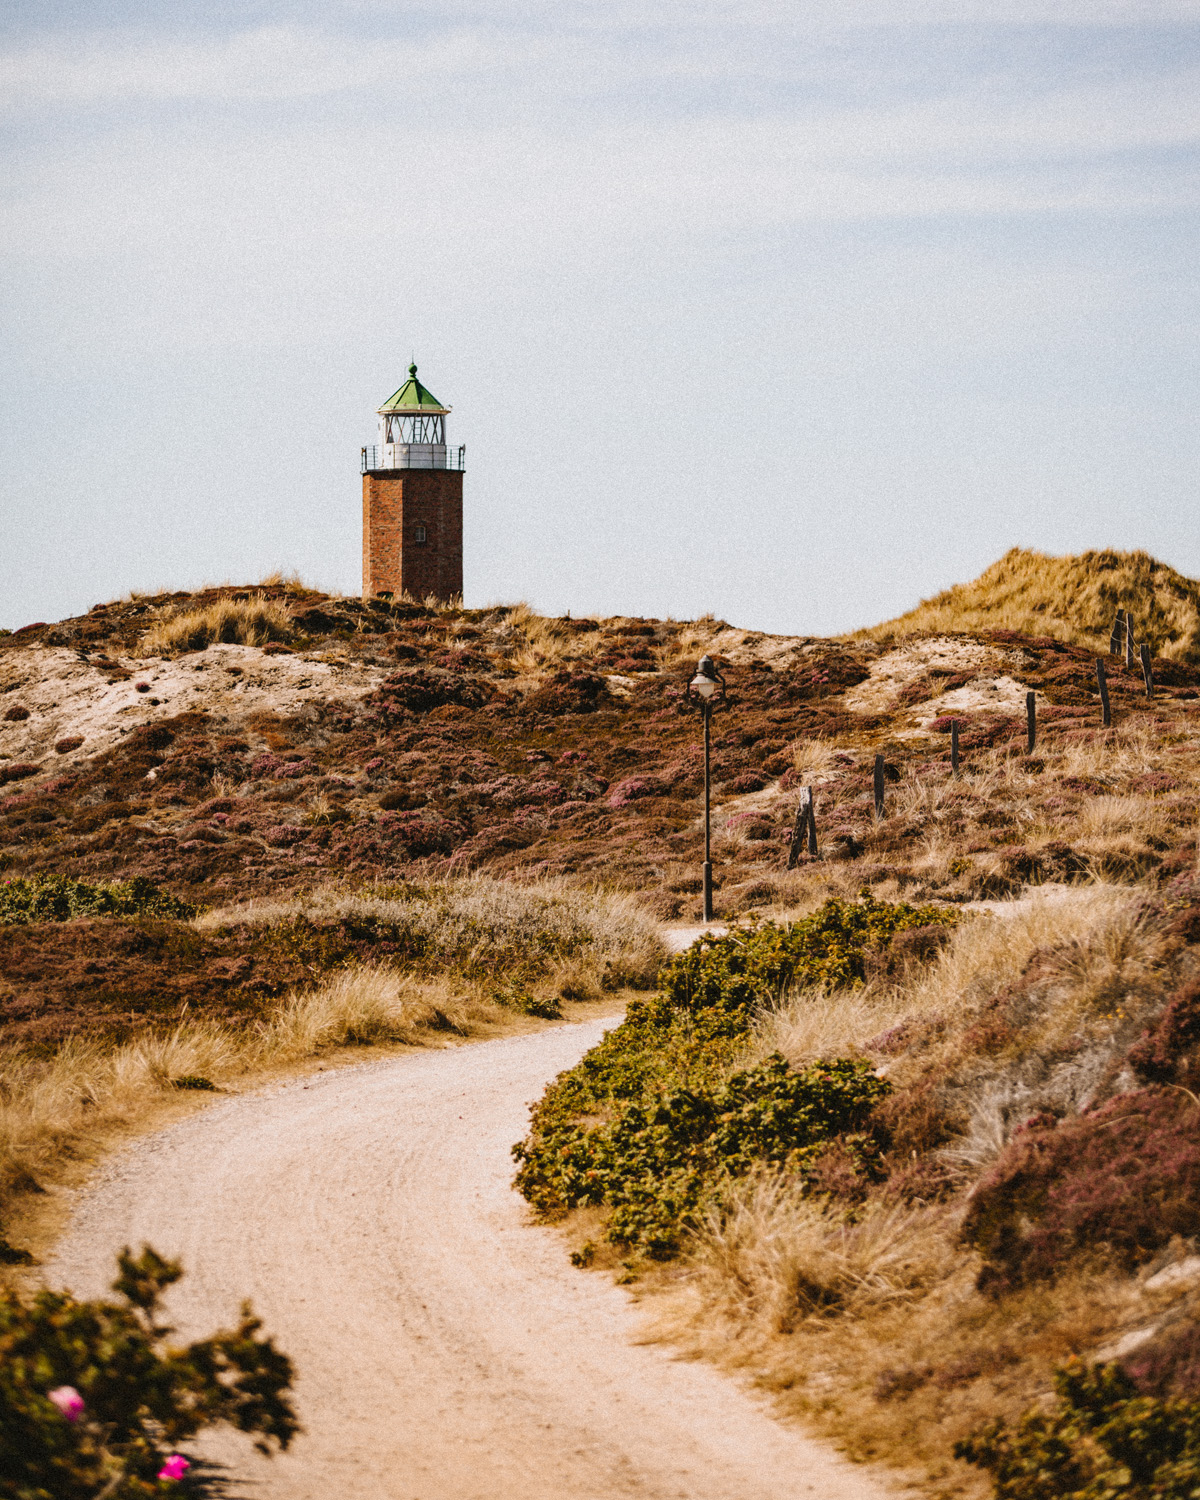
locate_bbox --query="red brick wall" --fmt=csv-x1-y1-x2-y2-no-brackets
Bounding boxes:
362,469,463,603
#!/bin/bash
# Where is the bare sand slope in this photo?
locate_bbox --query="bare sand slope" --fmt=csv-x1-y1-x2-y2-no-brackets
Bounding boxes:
50,1021,896,1500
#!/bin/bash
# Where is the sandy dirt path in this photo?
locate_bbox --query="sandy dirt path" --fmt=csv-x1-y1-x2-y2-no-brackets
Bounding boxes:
50,1020,896,1500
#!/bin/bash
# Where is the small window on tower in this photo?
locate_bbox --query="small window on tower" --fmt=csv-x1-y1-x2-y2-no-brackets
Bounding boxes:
414,525,427,544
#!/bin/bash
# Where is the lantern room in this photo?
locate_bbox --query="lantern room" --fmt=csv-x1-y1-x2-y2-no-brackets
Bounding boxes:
361,363,464,472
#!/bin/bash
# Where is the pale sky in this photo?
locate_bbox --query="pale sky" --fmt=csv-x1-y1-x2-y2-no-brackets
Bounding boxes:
4,2,1200,634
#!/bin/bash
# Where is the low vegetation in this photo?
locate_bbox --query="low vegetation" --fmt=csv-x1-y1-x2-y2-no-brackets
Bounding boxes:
0,874,194,926
3,559,1199,924
1,1244,296,1497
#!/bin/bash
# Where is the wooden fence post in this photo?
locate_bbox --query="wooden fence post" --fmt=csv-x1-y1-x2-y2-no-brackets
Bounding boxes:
873,754,886,819
951,720,960,778
1095,659,1112,728
1140,643,1155,700
1026,691,1037,754
1125,614,1137,671
787,786,818,868
1110,611,1125,655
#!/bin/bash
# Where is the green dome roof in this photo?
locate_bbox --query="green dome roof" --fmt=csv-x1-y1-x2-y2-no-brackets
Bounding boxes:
378,363,450,415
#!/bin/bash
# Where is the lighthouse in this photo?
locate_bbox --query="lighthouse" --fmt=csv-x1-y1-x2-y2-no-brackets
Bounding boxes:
361,363,464,603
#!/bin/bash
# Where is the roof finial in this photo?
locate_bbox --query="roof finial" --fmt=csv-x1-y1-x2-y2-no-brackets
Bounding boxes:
409,358,417,377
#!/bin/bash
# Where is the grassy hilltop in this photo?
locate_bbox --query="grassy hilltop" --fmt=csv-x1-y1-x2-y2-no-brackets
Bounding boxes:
4,551,1200,1495
860,546,1200,662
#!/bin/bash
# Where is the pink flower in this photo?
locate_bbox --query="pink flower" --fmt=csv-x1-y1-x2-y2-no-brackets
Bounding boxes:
48,1386,84,1422
157,1455,190,1481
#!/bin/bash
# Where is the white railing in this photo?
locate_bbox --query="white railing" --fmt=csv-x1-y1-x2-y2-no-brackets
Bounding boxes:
361,445,466,473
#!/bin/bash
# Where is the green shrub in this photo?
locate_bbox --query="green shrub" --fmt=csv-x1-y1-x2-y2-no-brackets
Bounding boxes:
513,896,955,1254
0,874,195,927
956,1358,1200,1499
0,1245,296,1498
658,891,960,1027
527,1055,888,1254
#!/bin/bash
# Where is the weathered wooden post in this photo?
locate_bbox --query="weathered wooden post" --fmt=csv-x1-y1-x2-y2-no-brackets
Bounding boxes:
1110,611,1125,656
1140,643,1155,700
873,753,886,819
787,786,818,869
1125,614,1137,671
1026,691,1037,754
787,793,804,870
1095,659,1112,728
951,720,960,778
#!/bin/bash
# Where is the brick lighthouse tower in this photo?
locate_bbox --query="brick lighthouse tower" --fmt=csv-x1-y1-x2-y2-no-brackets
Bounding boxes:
361,363,464,603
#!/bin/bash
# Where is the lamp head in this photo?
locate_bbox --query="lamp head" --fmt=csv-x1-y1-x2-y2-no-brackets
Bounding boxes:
690,655,719,700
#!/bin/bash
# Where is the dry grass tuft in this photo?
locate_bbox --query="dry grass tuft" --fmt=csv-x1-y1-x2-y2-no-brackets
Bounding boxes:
754,984,909,1069
253,966,468,1058
909,886,1140,1010
788,737,842,781
138,595,294,656
756,887,1143,1075
490,603,578,678
658,616,725,671
0,1022,239,1196
655,1173,954,1349
856,546,1200,661
256,570,312,591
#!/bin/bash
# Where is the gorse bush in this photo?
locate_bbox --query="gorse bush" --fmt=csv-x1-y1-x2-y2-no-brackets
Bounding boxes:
956,1358,1200,1500
659,891,959,1020
0,1245,297,1499
513,896,957,1254
520,1055,888,1254
0,875,195,927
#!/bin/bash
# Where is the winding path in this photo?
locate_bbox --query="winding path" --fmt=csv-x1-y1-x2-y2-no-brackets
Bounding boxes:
50,1020,896,1500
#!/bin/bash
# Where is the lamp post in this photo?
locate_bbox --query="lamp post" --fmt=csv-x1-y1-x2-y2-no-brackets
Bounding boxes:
687,654,726,921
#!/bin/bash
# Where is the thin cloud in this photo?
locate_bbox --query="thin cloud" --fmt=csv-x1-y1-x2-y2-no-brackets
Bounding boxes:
344,0,1200,25
6,10,1200,112
0,25,538,107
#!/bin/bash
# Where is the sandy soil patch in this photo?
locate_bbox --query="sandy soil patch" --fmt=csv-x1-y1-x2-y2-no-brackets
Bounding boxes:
0,645,387,769
840,637,1036,740
912,674,1033,726
842,637,1007,715
698,628,819,669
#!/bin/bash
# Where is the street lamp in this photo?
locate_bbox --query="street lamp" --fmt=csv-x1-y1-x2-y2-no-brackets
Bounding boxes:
686,654,726,921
